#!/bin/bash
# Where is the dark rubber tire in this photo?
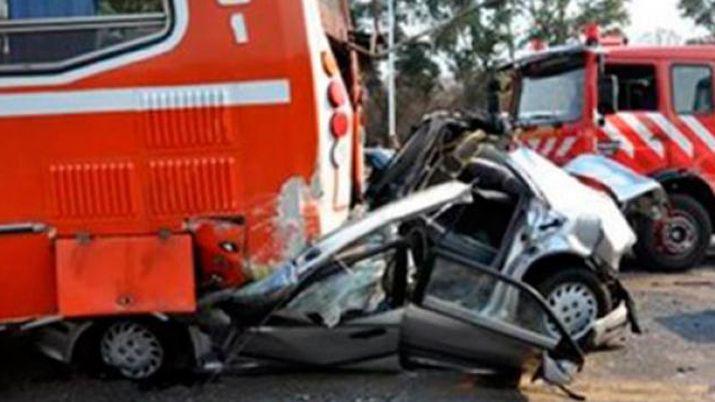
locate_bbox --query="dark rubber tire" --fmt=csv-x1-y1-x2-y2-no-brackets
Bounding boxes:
532,267,612,348
633,194,711,272
75,319,190,383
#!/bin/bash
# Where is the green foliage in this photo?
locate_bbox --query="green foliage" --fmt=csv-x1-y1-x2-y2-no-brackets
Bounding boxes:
351,0,630,143
520,0,629,45
679,0,715,33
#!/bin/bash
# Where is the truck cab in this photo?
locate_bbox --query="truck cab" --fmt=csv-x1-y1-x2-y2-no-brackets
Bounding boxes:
507,37,715,272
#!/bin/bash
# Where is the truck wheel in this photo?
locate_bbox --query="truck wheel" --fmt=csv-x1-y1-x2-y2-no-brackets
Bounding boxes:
533,268,612,347
634,194,711,272
80,319,187,382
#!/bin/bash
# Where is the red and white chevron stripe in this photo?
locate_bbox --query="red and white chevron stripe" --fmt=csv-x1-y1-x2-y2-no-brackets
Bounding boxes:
522,135,580,160
522,113,715,172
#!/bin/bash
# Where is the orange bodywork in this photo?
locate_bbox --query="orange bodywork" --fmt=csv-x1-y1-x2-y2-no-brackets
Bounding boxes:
0,1,361,323
56,235,195,317
0,234,55,320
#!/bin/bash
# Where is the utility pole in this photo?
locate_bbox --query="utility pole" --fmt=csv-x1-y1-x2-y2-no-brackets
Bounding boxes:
386,0,398,147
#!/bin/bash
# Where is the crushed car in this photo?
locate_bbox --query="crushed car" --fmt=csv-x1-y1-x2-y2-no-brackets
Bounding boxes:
199,182,586,390
366,112,646,347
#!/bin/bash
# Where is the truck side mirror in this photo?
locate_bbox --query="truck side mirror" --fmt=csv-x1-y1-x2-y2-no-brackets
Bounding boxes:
598,75,619,115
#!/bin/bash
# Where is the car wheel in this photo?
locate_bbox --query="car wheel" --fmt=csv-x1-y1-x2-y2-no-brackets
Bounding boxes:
533,268,612,347
80,319,185,382
633,194,711,272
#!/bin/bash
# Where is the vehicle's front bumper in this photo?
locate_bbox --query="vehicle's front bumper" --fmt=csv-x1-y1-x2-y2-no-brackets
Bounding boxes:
591,302,629,347
590,281,641,347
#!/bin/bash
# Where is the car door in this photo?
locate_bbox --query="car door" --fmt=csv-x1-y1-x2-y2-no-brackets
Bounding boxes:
400,247,584,381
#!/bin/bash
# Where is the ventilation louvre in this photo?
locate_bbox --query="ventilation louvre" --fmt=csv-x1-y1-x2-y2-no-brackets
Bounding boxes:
149,157,238,215
141,89,233,149
50,162,136,218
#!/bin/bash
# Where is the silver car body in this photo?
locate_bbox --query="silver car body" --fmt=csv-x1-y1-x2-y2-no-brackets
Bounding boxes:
563,154,663,205
503,148,637,277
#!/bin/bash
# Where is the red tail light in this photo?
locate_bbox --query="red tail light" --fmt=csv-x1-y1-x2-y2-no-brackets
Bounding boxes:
330,112,349,138
327,81,346,107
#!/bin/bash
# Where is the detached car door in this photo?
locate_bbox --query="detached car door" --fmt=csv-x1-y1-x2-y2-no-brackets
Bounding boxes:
401,247,583,381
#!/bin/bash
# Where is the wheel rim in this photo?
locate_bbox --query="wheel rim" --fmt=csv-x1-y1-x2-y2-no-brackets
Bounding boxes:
659,212,698,256
545,282,599,340
100,322,164,380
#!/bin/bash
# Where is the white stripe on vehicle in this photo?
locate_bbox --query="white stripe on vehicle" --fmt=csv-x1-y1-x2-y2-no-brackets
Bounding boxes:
602,120,635,158
555,136,577,158
618,113,665,158
230,13,249,44
680,115,715,152
540,137,557,156
527,138,541,149
646,113,694,157
0,79,291,118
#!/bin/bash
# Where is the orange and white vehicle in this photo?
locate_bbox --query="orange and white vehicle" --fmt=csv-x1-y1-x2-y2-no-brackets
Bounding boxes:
0,0,363,378
507,28,715,272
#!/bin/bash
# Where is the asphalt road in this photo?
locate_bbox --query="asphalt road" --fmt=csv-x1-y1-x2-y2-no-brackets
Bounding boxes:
2,263,715,402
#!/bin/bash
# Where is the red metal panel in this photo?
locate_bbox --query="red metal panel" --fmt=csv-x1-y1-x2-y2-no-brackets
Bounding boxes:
0,234,56,320
148,157,238,215
143,93,233,149
56,235,195,317
49,162,137,218
0,1,321,238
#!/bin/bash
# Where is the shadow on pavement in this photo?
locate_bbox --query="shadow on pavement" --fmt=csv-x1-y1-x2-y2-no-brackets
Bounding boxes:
621,253,715,274
0,334,534,402
657,310,715,344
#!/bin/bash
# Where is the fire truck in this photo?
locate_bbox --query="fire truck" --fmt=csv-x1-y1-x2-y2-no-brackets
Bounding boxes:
507,28,715,272
0,0,363,379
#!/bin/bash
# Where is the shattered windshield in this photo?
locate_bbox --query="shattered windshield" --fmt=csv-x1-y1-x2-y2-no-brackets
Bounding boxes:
517,65,585,125
286,245,394,327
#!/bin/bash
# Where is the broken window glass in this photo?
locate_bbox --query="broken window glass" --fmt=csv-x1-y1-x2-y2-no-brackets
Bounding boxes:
285,248,393,328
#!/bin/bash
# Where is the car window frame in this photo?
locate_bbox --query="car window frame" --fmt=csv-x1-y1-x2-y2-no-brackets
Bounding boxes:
670,63,715,116
412,247,585,365
513,55,588,125
603,61,661,113
0,0,174,76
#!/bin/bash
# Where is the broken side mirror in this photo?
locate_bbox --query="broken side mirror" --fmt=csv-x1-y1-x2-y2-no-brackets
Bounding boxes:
598,75,619,116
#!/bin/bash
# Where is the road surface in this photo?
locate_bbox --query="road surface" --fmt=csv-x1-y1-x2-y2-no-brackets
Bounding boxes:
2,264,715,402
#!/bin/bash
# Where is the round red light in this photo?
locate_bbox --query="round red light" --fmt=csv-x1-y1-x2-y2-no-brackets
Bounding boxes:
328,81,346,108
330,112,349,139
584,23,600,45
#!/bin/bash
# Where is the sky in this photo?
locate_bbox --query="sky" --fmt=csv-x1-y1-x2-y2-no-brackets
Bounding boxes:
626,0,708,44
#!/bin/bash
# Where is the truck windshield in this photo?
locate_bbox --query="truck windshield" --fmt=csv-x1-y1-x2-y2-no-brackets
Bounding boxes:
517,65,585,125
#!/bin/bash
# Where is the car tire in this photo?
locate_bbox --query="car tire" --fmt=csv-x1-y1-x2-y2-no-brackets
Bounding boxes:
633,194,711,272
533,268,612,348
77,319,188,382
